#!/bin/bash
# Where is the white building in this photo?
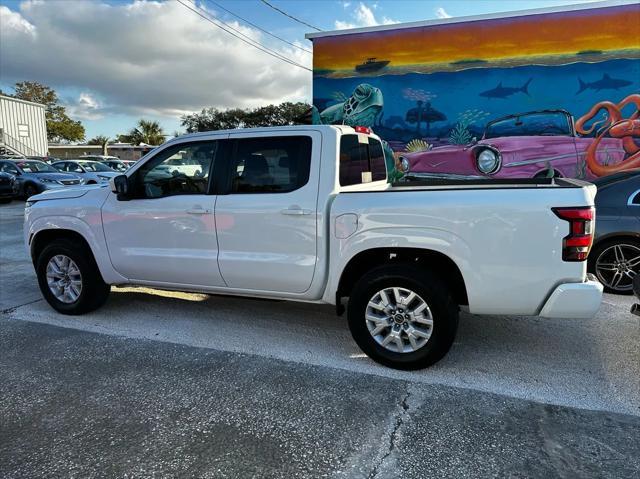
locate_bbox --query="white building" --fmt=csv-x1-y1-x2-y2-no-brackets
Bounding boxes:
0,94,48,157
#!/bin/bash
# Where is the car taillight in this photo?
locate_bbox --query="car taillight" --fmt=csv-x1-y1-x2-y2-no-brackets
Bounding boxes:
552,206,595,262
354,126,371,134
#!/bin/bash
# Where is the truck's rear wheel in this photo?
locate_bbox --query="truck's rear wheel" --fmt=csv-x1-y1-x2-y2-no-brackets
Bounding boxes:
347,265,458,370
36,239,111,314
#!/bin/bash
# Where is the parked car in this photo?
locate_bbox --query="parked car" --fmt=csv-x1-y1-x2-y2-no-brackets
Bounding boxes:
26,155,61,164
0,171,18,203
401,110,626,180
80,155,120,162
24,125,602,369
81,155,137,169
52,160,119,184
588,171,640,294
98,159,129,173
0,159,83,198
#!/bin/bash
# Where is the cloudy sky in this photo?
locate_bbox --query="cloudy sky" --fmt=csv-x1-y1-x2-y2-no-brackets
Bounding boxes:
0,0,600,140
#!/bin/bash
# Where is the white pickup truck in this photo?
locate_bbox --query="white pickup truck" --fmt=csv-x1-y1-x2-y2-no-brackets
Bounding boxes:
24,125,603,369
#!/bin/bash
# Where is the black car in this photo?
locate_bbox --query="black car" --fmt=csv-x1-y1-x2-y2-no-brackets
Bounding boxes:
588,171,640,294
0,171,18,203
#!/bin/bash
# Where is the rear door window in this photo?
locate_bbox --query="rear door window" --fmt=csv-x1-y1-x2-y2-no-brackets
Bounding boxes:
339,134,387,186
227,136,312,194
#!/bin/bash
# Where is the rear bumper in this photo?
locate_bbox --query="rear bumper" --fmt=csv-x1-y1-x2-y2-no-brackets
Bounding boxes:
539,275,603,319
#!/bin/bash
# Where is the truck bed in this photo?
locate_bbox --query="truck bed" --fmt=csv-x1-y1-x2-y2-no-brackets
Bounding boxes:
389,176,591,190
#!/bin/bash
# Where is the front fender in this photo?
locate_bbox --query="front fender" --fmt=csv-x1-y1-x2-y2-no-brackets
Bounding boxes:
26,214,128,285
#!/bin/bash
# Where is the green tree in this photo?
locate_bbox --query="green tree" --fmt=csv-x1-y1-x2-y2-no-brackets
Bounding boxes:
88,135,110,155
181,102,310,133
12,81,85,142
117,119,165,145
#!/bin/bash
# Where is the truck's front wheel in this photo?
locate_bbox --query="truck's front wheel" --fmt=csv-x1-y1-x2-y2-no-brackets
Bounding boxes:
36,239,111,315
347,265,458,370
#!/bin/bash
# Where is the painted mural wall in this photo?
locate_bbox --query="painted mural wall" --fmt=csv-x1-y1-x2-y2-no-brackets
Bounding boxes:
310,3,640,180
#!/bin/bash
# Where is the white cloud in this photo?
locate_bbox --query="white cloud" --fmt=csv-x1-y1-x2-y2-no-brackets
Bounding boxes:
0,5,36,36
334,2,397,30
0,1,311,118
435,7,452,19
65,92,105,121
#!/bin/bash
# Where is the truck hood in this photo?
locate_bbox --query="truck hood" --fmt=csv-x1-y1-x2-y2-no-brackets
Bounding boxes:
30,185,105,202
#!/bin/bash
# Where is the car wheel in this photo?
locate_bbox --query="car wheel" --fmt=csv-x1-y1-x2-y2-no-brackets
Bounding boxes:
36,238,111,314
23,183,38,199
347,264,459,370
589,238,640,295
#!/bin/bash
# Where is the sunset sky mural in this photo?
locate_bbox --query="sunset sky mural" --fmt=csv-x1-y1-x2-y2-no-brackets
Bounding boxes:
312,3,640,73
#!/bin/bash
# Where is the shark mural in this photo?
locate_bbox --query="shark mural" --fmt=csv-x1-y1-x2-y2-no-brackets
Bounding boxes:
308,2,640,179
480,79,532,100
577,73,633,94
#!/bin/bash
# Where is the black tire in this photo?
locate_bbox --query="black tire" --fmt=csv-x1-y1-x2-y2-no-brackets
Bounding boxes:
23,183,39,199
0,198,11,204
36,238,111,314
347,264,459,370
534,169,563,179
588,238,640,295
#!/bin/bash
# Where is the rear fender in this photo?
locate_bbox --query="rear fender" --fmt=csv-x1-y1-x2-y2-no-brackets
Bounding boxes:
324,227,472,304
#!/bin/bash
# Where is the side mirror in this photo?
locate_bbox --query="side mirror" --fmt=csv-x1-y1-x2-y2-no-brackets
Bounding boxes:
110,175,130,200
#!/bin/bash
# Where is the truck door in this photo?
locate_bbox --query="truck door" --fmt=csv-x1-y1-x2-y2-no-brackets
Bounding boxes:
215,131,321,293
102,139,226,287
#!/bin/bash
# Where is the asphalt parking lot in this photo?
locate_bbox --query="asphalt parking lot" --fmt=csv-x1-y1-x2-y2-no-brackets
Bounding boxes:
1,200,639,478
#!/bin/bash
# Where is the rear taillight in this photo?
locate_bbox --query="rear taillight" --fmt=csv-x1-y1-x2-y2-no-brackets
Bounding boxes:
552,206,595,262
354,126,371,134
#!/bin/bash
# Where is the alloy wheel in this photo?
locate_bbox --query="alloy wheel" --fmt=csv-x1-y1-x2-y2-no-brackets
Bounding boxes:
46,255,83,303
365,287,434,353
595,243,640,293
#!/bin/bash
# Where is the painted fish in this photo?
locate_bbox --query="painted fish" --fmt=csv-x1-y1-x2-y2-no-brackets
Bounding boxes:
577,73,633,94
480,78,532,99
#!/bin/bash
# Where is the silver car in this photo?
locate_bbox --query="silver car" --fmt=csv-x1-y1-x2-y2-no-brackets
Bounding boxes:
52,160,118,185
0,159,83,198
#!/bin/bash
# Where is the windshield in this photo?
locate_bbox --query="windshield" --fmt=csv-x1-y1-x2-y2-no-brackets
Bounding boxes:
485,112,572,139
15,161,57,173
109,162,128,172
79,161,113,172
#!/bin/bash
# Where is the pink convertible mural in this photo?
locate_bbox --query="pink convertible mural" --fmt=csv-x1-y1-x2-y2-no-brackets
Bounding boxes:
401,94,639,180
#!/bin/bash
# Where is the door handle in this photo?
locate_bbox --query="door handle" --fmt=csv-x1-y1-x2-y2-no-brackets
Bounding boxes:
186,208,211,215
281,207,312,216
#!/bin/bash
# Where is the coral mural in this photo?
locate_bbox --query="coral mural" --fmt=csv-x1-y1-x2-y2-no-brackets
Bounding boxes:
309,2,640,179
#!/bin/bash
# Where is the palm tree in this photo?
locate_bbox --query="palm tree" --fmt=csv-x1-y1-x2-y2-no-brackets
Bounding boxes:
87,135,110,155
118,119,165,145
